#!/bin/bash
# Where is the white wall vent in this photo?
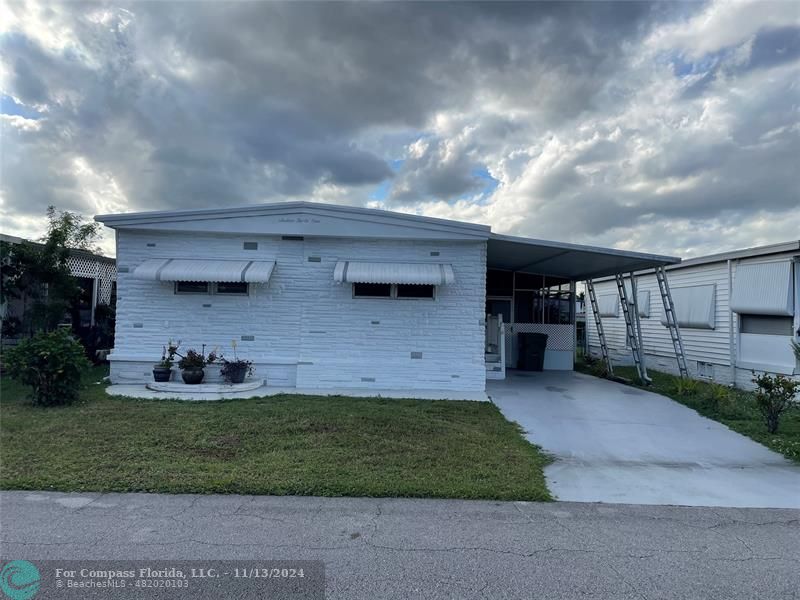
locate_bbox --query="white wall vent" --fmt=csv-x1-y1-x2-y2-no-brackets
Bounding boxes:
697,361,714,380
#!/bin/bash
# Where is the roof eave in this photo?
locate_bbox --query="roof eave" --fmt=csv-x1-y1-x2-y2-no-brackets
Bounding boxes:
94,201,491,236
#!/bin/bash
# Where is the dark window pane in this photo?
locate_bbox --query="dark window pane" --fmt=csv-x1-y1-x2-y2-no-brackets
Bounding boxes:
216,282,248,295
487,269,513,296
543,275,571,288
514,272,543,290
396,284,435,299
486,299,512,322
353,283,391,297
740,315,793,336
175,281,209,294
514,290,534,322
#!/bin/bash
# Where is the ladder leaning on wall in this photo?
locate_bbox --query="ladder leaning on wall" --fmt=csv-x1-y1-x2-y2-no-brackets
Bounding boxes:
587,267,688,382
586,280,613,376
655,265,690,378
615,273,651,384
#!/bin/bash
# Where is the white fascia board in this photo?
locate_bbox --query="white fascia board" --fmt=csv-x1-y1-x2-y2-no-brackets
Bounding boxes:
95,201,491,241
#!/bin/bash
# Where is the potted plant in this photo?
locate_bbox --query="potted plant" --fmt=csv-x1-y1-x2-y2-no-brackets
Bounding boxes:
219,340,254,384
176,345,218,385
153,340,179,382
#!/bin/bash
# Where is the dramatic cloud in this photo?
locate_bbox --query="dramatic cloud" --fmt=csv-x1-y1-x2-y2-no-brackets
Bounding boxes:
1,1,798,258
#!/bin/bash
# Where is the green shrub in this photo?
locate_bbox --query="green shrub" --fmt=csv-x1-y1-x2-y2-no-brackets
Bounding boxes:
705,382,732,412
752,372,800,434
673,377,700,397
4,329,90,406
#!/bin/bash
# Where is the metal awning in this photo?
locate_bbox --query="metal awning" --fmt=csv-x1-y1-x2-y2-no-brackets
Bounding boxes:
487,233,680,280
333,261,455,285
730,261,794,316
133,259,276,283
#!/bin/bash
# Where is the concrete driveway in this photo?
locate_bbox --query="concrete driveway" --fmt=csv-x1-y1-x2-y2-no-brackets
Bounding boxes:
488,371,800,508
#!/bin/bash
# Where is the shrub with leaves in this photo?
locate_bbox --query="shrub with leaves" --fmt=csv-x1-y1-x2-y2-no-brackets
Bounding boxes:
752,372,800,434
176,345,218,370
673,377,700,397
4,329,90,406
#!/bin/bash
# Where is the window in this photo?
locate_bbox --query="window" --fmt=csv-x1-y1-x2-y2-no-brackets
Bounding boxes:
352,283,436,299
396,284,435,299
487,269,513,296
660,285,716,329
175,281,209,294
216,282,249,295
740,315,794,336
514,272,542,290
597,295,619,318
353,283,392,297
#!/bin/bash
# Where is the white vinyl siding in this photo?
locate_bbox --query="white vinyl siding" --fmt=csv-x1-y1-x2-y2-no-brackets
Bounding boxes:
587,251,800,389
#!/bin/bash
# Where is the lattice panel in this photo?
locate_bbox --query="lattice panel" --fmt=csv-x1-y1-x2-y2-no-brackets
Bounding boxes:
66,255,117,305
504,323,575,351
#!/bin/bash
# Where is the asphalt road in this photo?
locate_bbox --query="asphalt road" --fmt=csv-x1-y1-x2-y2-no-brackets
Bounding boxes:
1,491,799,599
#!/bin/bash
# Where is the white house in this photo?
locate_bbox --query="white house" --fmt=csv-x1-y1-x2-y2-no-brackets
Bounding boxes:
587,241,800,389
96,202,678,394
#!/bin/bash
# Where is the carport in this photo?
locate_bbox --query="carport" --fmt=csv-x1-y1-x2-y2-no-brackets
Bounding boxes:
483,233,681,380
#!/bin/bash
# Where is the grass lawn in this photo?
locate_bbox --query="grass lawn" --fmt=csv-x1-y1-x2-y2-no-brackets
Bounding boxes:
577,362,800,464
0,366,551,501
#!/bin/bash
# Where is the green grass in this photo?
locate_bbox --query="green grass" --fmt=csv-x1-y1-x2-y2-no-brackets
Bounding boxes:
0,366,551,500
577,361,800,463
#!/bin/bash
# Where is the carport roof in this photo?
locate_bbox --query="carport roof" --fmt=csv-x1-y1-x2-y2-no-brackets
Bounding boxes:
488,233,680,281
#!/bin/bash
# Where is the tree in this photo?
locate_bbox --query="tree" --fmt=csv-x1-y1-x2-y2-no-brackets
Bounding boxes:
1,206,101,334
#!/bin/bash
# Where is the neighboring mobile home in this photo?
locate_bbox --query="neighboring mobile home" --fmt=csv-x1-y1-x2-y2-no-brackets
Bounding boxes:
0,233,117,340
96,202,678,393
587,241,800,389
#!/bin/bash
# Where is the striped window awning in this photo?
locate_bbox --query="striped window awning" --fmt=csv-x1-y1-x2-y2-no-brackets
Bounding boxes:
132,259,276,283
333,261,455,285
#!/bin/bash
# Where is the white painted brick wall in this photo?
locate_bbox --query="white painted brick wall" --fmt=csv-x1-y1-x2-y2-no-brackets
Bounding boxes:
111,230,487,391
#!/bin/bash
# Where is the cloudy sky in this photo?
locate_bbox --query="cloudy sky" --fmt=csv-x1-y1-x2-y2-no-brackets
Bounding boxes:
1,1,798,258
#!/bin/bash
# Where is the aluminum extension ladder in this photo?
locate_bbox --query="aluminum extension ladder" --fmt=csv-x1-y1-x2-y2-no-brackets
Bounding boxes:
586,280,613,376
615,273,651,384
655,265,689,378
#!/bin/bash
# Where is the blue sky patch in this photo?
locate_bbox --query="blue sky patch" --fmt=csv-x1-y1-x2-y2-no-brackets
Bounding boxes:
0,94,40,119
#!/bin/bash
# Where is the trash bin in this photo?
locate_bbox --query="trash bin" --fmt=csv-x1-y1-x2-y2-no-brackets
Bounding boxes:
518,332,548,371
